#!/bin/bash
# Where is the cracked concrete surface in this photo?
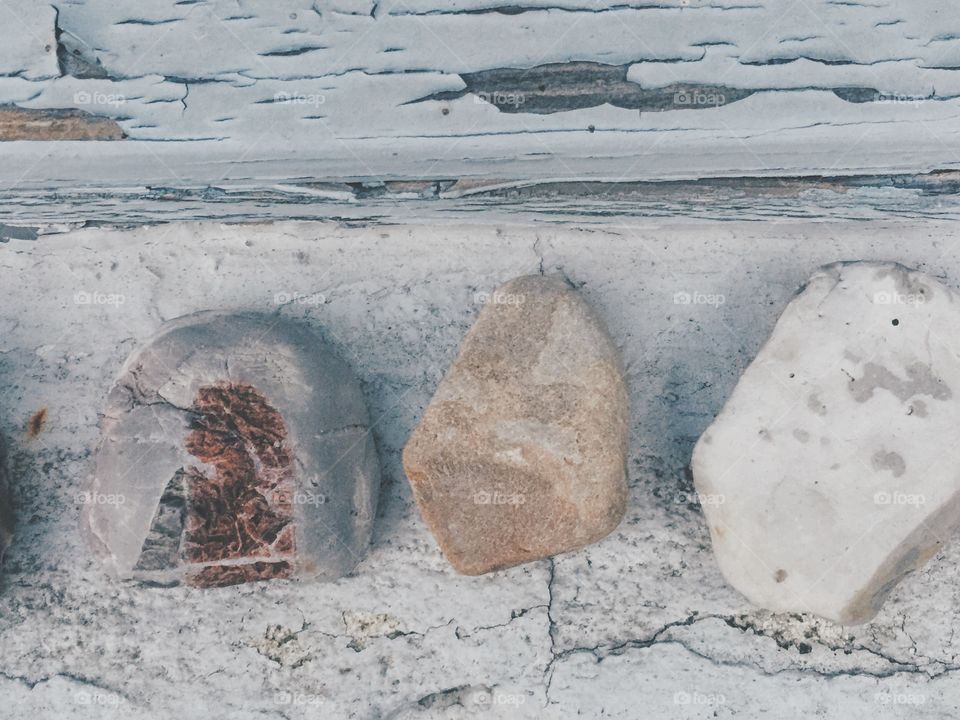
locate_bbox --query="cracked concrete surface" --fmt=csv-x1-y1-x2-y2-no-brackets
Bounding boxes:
2,220,960,718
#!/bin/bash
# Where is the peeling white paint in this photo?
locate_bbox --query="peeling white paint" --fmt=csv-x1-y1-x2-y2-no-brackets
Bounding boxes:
0,1,956,186
0,3,58,80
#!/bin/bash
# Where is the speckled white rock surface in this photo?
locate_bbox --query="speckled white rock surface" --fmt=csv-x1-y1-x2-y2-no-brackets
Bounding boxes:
2,222,960,719
693,262,960,625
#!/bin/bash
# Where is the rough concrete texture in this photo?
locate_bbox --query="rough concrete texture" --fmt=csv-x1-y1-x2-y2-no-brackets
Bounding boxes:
404,274,629,575
694,262,960,624
87,311,379,587
1,221,960,719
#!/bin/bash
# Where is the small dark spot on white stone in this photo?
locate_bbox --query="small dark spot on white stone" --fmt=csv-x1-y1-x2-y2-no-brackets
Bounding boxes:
775,569,787,583
807,393,828,416
892,318,899,326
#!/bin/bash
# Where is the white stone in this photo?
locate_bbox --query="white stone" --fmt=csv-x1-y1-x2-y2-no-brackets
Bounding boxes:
694,261,960,624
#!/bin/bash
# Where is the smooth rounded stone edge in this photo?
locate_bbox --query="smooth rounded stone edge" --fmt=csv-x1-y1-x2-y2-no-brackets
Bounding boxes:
693,261,960,624
403,275,629,575
85,311,380,587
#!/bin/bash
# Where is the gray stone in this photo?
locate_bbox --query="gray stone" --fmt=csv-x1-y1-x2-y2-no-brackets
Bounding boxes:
0,434,12,560
693,261,960,624
403,275,629,575
85,311,379,587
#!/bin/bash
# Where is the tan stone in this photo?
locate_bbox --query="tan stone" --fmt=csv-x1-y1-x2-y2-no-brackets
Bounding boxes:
403,275,629,575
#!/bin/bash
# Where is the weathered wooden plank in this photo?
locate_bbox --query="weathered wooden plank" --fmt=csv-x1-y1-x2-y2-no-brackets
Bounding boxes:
2,1,960,186
53,0,960,81
1,102,959,190
2,172,960,231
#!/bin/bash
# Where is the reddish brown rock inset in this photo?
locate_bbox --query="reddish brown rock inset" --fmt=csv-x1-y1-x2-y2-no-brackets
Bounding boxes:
187,560,294,588
183,383,295,565
133,382,297,587
90,311,381,586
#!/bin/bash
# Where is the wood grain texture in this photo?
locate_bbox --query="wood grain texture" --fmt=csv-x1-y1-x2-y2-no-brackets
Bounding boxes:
1,171,959,232
0,0,958,187
0,106,124,140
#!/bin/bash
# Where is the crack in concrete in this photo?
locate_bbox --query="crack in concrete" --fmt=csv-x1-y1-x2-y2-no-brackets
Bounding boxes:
0,669,133,702
541,607,960,703
532,237,545,275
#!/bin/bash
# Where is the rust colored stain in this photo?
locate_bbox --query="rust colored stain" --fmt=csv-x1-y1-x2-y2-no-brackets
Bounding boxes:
26,408,47,438
181,382,295,587
0,107,126,141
